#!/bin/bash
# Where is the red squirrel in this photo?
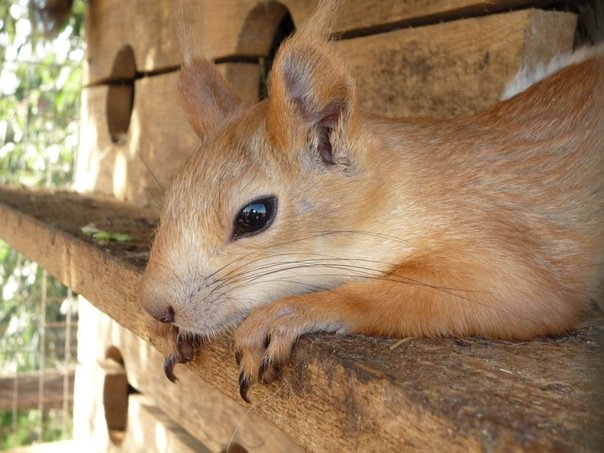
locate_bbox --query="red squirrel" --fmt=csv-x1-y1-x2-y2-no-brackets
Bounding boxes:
140,6,604,402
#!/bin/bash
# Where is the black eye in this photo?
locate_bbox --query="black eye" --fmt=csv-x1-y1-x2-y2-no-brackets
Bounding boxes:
232,196,277,240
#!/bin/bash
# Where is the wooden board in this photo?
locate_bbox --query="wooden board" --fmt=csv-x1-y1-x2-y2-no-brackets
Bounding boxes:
73,358,213,452
75,298,302,452
337,9,577,117
78,9,576,205
75,64,259,205
0,185,602,451
0,370,74,411
125,395,212,453
84,0,554,85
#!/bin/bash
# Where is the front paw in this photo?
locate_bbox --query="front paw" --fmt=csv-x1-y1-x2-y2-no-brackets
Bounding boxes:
234,304,304,403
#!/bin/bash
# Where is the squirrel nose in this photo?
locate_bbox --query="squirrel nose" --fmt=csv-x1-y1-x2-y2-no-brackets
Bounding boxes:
146,304,175,324
158,306,175,323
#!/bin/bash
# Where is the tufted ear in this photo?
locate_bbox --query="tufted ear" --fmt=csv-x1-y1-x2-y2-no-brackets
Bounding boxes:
177,58,242,138
266,33,358,166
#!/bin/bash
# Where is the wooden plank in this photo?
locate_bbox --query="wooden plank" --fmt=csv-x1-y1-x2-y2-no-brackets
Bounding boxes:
84,0,272,85
84,0,553,85
0,370,74,411
75,298,302,452
73,360,209,453
0,185,602,451
125,395,212,453
76,65,259,205
337,9,577,117
78,10,576,205
75,75,193,203
7,440,88,453
73,358,214,452
284,0,568,36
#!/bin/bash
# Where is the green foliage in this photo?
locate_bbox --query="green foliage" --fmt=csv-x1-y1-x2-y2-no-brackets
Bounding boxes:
0,240,77,375
0,0,85,447
0,0,85,187
0,409,73,449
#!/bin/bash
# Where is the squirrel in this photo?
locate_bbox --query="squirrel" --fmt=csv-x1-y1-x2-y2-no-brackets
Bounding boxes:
139,5,604,402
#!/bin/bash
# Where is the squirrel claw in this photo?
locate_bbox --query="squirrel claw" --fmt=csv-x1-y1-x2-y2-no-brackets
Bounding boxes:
239,371,251,403
164,334,203,383
176,333,196,362
164,353,179,383
233,301,304,396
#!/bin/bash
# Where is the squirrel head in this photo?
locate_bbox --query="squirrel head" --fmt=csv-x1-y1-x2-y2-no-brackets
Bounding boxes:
140,10,391,337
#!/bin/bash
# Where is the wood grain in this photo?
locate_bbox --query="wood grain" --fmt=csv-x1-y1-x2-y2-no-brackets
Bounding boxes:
0,371,74,411
337,9,577,117
76,298,302,452
76,64,259,205
84,0,555,85
78,10,576,206
0,186,602,451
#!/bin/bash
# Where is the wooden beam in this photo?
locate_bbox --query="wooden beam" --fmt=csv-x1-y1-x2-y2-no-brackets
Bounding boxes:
84,0,563,85
75,65,259,205
75,298,301,452
0,370,74,411
0,185,602,451
337,9,577,118
76,10,577,207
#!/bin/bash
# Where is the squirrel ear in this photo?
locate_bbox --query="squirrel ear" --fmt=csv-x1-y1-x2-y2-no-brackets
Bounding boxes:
266,40,357,162
177,58,242,138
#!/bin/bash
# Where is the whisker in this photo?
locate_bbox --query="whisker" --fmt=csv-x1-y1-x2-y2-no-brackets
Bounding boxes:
157,228,548,328
213,254,477,296
204,229,410,283
137,151,165,195
222,267,545,325
209,252,392,292
152,260,185,286
130,178,163,208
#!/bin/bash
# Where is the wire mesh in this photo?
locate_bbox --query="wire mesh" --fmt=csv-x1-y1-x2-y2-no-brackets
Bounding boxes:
0,0,84,448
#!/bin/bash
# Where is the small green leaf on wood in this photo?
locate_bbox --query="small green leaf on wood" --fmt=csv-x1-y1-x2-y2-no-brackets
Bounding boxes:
81,223,132,242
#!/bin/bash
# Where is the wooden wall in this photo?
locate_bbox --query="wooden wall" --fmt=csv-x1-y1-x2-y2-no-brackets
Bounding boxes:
74,0,577,205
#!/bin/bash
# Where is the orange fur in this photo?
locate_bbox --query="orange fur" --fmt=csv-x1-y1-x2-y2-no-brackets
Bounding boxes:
140,5,604,393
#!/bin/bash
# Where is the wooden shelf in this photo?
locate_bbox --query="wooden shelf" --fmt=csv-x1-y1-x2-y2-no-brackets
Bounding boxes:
0,185,602,451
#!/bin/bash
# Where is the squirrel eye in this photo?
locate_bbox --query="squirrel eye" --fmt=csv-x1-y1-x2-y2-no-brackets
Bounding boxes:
232,196,277,240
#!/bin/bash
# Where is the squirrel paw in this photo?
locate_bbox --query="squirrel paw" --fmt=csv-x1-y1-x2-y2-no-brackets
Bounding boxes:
234,302,309,403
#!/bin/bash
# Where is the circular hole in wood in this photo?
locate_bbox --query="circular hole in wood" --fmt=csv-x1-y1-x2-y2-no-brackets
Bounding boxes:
102,346,130,445
221,442,249,453
106,45,136,143
259,7,295,99
236,2,294,100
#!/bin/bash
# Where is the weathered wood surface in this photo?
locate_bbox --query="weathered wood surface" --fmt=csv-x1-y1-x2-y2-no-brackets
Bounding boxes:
75,298,301,452
0,370,74,411
75,65,259,205
338,9,577,117
326,0,564,34
77,9,577,205
75,73,197,204
125,395,212,452
74,354,213,452
0,185,602,451
84,0,562,84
